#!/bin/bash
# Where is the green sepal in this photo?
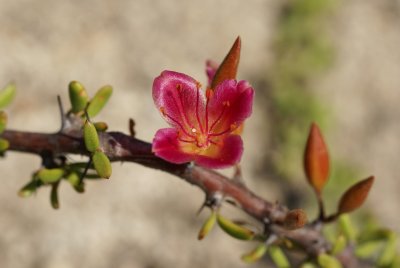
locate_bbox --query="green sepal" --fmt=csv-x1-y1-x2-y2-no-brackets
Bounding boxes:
87,85,113,118
0,111,7,133
241,244,268,263
18,180,40,198
92,151,112,179
94,122,108,132
198,210,217,240
317,253,343,268
269,246,290,268
50,182,60,209
216,214,254,241
83,120,100,152
0,82,16,109
0,138,9,152
66,172,85,193
37,168,64,184
68,81,89,113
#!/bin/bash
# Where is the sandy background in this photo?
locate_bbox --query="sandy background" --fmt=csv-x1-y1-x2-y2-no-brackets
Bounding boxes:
0,0,399,267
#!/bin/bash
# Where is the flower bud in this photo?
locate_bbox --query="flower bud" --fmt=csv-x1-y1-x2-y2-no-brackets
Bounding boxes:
68,81,89,113
87,85,113,118
92,151,112,179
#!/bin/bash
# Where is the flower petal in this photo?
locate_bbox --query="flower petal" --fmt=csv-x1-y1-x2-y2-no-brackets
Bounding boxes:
194,135,243,169
153,71,206,134
207,80,254,134
152,128,194,164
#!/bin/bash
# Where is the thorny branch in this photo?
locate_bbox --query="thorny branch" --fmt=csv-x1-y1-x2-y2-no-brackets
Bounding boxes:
1,128,369,267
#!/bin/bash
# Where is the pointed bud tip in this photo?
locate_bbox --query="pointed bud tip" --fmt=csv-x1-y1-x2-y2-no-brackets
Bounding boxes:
210,37,242,89
304,122,330,195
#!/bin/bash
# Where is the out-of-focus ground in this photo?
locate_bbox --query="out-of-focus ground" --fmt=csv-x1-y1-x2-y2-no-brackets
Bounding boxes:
0,0,399,267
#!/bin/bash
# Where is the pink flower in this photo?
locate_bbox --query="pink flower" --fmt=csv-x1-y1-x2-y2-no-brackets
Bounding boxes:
152,70,254,169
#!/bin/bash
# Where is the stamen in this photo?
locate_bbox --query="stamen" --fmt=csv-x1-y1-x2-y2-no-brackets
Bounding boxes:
205,89,213,133
168,89,192,130
208,123,237,137
195,88,204,134
209,105,227,133
163,111,196,138
179,137,196,143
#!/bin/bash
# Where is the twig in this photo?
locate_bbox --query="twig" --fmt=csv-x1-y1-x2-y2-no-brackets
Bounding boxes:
1,129,364,266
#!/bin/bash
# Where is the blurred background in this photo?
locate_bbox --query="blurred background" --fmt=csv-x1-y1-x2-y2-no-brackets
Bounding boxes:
0,0,399,267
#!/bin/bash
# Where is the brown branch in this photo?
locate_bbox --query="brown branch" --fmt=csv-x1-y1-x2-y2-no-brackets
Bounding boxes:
1,129,364,266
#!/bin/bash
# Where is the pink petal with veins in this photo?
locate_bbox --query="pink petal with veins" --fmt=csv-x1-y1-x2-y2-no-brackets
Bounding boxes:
207,80,254,134
194,135,243,169
153,71,206,133
152,128,194,164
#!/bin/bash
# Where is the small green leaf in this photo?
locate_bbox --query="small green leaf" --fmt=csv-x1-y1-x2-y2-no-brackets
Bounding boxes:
92,151,112,179
87,85,113,118
0,138,9,152
0,82,16,109
355,241,382,258
68,81,89,113
83,120,100,152
198,210,217,240
300,262,317,268
217,214,254,241
269,246,290,268
0,111,7,133
331,235,347,255
66,172,85,193
18,180,40,197
338,214,357,242
50,182,60,209
317,253,343,268
241,244,268,263
37,168,64,184
378,232,397,266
